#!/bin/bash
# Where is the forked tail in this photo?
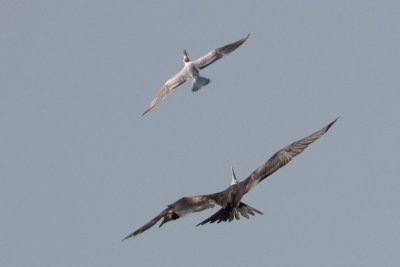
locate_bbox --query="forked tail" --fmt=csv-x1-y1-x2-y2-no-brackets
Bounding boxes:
192,76,210,92
196,202,262,226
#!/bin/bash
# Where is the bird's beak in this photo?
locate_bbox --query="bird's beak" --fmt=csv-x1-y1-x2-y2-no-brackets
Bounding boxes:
231,167,238,184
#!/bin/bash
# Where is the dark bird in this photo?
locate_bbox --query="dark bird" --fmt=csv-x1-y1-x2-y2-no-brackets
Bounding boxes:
142,34,250,115
123,118,338,240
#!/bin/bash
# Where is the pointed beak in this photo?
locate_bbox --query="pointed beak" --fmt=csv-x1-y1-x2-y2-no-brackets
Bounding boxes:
231,167,237,179
231,167,238,184
183,49,189,62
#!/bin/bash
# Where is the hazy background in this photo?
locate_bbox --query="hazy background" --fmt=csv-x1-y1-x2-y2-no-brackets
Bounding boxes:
1,1,399,266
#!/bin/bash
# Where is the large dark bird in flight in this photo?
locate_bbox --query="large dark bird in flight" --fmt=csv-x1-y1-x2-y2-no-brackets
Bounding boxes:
123,118,338,240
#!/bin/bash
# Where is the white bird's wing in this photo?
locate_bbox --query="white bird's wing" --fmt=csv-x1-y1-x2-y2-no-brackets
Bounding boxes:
142,68,189,115
240,118,338,194
193,34,250,70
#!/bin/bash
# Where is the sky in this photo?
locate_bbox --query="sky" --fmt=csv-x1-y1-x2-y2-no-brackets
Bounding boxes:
1,1,400,266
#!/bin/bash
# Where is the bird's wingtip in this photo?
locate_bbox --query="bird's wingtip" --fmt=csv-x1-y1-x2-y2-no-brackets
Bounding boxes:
328,116,340,128
142,108,151,116
121,234,134,242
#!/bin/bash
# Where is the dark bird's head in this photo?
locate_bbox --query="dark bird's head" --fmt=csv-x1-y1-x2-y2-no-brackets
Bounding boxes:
182,49,190,62
159,209,179,228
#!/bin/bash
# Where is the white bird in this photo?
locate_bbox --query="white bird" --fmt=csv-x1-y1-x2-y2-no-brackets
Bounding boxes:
142,34,250,115
123,118,338,240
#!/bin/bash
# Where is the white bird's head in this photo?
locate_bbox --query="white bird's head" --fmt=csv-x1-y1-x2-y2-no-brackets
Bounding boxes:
182,49,190,62
231,167,238,185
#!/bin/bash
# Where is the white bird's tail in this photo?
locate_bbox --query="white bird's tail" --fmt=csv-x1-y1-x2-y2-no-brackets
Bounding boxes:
192,76,210,92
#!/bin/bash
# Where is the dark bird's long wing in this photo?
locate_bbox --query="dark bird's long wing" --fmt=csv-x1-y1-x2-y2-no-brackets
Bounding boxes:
122,209,168,241
240,118,338,194
142,69,189,115
123,193,220,240
193,34,250,70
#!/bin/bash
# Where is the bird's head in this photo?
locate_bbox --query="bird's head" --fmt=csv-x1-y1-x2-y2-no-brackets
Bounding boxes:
182,49,190,62
159,209,179,228
231,167,238,185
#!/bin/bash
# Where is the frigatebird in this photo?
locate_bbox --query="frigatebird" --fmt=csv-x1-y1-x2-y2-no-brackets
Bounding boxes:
123,118,338,240
142,34,250,115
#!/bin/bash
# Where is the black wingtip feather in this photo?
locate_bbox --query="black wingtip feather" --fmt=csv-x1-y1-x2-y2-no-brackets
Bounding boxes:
326,117,340,131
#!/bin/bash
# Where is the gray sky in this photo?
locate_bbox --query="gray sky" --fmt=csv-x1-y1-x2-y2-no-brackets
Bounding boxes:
1,1,399,266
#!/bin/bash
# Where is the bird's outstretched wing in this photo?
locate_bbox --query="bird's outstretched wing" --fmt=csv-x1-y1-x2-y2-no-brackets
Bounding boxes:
123,193,220,240
193,34,250,70
142,69,189,115
122,209,168,241
240,118,338,194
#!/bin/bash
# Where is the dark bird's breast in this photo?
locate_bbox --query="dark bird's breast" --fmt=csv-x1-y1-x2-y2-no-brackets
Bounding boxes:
222,184,243,208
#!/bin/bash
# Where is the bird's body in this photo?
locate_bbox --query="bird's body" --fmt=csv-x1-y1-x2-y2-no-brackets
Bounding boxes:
123,118,338,240
142,34,250,115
